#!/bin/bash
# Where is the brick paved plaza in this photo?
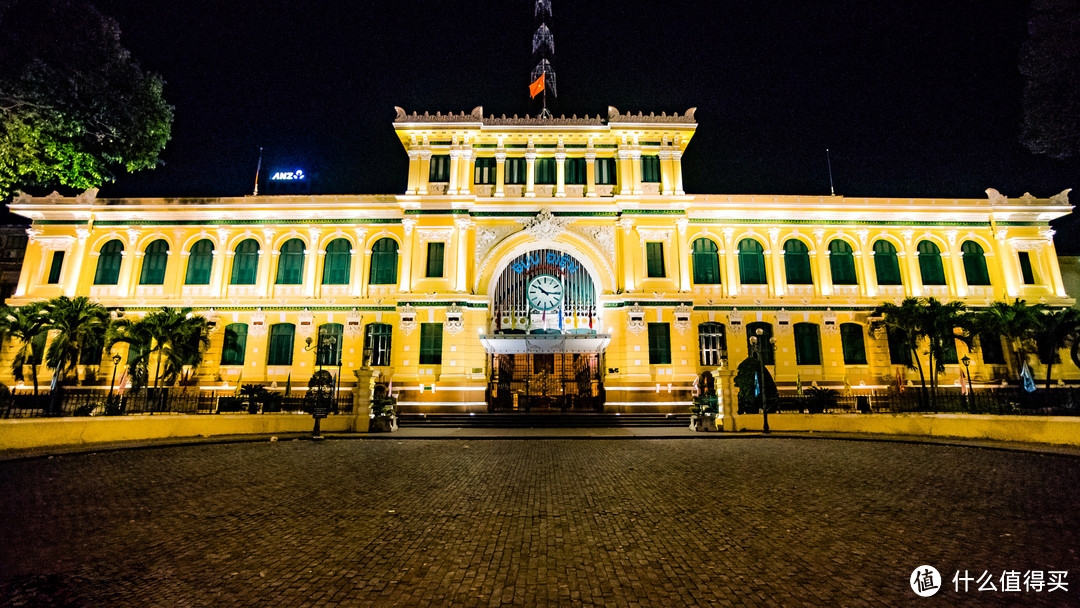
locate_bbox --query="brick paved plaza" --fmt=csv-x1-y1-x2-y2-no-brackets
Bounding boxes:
1,437,1078,607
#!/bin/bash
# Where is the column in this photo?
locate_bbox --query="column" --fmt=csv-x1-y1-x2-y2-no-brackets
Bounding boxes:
676,219,690,292
304,248,320,298
524,152,537,197
447,149,461,195
948,248,968,298
722,229,739,298
62,230,90,297
219,251,234,298
629,150,642,195
659,150,674,195
350,229,367,298
406,151,420,194
768,231,785,298
494,152,506,197
398,219,417,293
904,251,923,297
1043,240,1067,297
555,152,567,197
455,218,472,292
860,248,878,298
617,219,636,292
256,249,275,298
122,252,140,297
360,251,372,298
173,251,188,296
616,149,633,195
13,235,36,298
672,151,685,196
461,148,475,195
418,150,432,195
585,152,597,197
816,245,832,297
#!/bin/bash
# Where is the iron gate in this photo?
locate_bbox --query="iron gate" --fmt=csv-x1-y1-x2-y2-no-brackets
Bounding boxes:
488,353,603,412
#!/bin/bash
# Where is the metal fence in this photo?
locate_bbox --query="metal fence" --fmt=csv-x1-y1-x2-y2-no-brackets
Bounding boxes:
771,388,1080,417
1,388,354,419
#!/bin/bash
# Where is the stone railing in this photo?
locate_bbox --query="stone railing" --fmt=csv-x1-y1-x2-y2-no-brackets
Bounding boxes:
565,185,585,197
534,184,555,197
595,184,615,197
428,182,449,195
505,185,525,197
474,184,495,197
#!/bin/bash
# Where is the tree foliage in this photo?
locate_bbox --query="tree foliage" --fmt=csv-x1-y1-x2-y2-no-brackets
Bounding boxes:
1020,0,1080,160
0,0,173,199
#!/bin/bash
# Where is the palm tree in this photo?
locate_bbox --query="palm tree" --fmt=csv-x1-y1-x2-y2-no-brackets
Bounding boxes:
0,302,48,398
42,296,109,413
870,298,928,408
977,299,1045,381
919,298,972,408
1034,307,1080,394
106,307,209,411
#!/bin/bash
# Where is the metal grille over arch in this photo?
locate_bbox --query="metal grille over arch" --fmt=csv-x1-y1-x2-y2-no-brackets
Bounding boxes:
491,248,598,334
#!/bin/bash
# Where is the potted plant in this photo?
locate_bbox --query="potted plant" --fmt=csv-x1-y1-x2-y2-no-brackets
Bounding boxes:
689,394,719,431
369,384,398,432
806,386,838,414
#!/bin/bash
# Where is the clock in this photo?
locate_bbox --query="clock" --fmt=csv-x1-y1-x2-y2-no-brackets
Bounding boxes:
527,275,563,311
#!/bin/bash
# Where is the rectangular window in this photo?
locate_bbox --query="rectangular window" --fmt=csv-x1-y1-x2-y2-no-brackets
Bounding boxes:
595,157,616,185
646,242,665,278
840,324,867,365
565,157,586,185
794,324,821,365
535,157,556,185
698,324,727,367
221,324,248,366
940,338,959,364
78,328,104,365
419,323,443,365
428,154,450,182
978,332,1005,365
267,324,295,366
1018,251,1037,284
46,251,64,284
647,322,672,365
887,328,912,366
505,158,527,185
426,242,445,278
364,323,393,367
474,157,496,185
641,155,661,183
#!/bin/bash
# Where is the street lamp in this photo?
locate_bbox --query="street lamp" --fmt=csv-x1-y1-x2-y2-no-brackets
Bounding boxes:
961,355,972,411
107,353,122,411
304,333,339,439
748,328,778,433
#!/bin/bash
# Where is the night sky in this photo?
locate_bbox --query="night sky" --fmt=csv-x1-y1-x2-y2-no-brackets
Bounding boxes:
23,1,1080,245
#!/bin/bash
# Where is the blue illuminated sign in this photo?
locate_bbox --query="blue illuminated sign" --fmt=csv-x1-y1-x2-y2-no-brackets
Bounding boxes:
270,169,305,181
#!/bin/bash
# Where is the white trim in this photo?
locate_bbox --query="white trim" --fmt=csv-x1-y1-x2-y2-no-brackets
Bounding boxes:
397,401,487,406
398,386,486,392
607,386,695,391
605,401,693,406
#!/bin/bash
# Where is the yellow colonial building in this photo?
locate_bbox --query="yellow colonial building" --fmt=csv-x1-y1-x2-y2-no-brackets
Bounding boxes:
6,106,1077,414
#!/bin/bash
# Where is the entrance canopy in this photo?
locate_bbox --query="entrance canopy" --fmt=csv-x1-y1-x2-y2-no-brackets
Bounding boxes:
480,334,611,355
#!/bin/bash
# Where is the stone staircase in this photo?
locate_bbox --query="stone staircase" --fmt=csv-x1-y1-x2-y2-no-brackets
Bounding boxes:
398,413,692,428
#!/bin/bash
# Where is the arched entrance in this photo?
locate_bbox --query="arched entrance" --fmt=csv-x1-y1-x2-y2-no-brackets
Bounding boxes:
481,248,610,412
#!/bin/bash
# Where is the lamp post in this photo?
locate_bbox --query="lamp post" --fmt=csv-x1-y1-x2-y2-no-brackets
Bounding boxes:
304,333,338,439
961,355,972,411
107,353,122,410
748,328,777,433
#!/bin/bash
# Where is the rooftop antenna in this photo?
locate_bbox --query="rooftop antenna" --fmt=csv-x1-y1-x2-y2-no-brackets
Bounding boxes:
826,148,836,196
530,0,556,118
252,146,263,196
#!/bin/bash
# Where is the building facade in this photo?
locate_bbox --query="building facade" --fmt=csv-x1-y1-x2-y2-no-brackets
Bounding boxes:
5,106,1076,413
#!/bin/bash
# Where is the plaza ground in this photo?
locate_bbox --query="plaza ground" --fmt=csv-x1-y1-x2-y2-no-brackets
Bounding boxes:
1,437,1078,607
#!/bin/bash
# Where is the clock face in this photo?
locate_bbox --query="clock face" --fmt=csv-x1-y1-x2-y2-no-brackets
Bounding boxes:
527,275,563,311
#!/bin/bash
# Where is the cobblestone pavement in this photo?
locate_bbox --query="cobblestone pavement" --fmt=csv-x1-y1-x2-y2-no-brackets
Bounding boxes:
1,438,1078,607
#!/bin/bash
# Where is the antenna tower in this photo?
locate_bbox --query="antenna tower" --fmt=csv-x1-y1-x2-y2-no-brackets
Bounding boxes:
531,0,556,117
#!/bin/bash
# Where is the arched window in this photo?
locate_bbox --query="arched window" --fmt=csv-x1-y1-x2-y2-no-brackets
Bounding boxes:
783,239,813,285
364,323,393,367
840,323,867,365
917,240,946,286
221,323,248,366
322,238,352,285
746,321,774,365
139,239,169,285
369,238,399,285
961,240,991,286
793,323,821,365
231,239,259,285
828,240,858,285
691,238,721,284
266,323,296,366
315,323,343,366
738,239,767,285
275,238,305,285
93,240,124,285
872,240,903,286
185,239,214,285
698,322,727,366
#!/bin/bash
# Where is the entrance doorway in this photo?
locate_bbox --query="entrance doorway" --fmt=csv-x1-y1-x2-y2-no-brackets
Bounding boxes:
488,352,603,412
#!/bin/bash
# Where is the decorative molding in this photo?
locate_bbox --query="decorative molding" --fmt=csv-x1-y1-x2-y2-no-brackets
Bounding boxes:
398,304,418,336
417,228,455,243
345,309,363,338
402,218,418,236
517,209,573,241
475,225,520,269
636,228,672,243
673,304,692,335
1050,188,1072,206
296,309,316,338
626,303,646,335
444,303,465,336
569,225,616,263
249,309,267,337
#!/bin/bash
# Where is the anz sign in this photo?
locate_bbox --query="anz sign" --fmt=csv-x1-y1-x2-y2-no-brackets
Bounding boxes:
270,169,305,181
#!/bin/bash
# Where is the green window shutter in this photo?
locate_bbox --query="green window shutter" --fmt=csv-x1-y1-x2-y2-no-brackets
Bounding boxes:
322,238,352,285
185,239,214,285
641,155,661,183
646,242,665,278
139,239,169,285
316,323,343,366
474,158,496,185
267,324,295,366
917,241,946,285
30,331,47,365
840,323,867,365
47,251,64,284
978,332,1005,364
426,242,445,278
78,328,105,365
746,322,775,365
506,158,527,185
369,238,399,285
940,338,959,364
595,158,616,185
94,240,124,285
961,241,991,286
647,323,672,364
738,239,767,284
535,158,556,185
886,328,912,365
419,323,443,365
231,239,260,285
1018,252,1036,284
428,155,450,182
783,240,813,284
828,240,858,285
872,240,903,286
565,158,586,184
794,323,821,365
691,238,721,284
221,323,248,366
275,238,305,285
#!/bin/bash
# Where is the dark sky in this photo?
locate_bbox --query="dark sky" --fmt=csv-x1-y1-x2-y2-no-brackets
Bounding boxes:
36,1,1080,241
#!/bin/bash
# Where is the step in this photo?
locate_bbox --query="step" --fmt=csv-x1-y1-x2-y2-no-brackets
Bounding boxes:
399,413,691,428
